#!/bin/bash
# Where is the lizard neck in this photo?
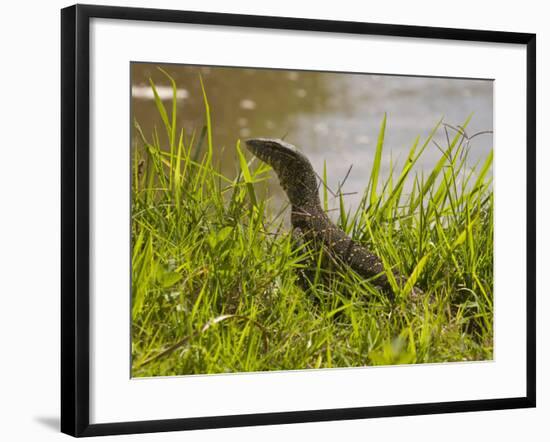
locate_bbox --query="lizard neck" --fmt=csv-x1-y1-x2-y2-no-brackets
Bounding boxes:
277,166,322,210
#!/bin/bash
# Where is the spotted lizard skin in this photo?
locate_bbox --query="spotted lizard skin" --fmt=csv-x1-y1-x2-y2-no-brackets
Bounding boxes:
245,138,419,297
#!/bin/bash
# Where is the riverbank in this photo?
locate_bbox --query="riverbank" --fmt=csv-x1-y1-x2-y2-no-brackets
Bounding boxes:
131,72,493,377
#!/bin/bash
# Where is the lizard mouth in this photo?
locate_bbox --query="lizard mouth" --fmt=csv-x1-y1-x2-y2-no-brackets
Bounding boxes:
243,138,263,154
244,138,277,165
244,138,298,167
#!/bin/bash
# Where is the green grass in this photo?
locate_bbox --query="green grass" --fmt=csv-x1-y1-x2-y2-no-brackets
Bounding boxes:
131,71,493,377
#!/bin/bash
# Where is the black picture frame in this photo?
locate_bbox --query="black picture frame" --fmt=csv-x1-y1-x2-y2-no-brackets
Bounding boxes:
61,3,536,437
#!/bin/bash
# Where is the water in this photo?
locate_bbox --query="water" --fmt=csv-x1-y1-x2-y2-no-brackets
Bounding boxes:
132,63,493,213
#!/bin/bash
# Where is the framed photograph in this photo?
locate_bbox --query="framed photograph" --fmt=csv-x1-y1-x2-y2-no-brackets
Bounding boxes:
61,4,536,437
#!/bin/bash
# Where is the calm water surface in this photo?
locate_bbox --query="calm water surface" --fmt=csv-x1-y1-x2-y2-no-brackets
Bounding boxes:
132,63,493,214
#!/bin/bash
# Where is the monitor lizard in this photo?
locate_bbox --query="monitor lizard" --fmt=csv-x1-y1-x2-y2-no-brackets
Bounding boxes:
245,138,422,299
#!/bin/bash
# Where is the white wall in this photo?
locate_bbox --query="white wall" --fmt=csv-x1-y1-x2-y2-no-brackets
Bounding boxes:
0,0,546,440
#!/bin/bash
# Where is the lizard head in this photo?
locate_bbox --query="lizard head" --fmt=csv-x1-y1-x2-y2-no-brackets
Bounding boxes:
244,138,321,208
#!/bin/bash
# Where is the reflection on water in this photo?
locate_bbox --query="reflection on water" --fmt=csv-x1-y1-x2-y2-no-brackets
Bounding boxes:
132,63,493,214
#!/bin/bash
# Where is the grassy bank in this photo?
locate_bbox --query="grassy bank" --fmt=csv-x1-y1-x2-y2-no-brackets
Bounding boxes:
131,71,493,377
